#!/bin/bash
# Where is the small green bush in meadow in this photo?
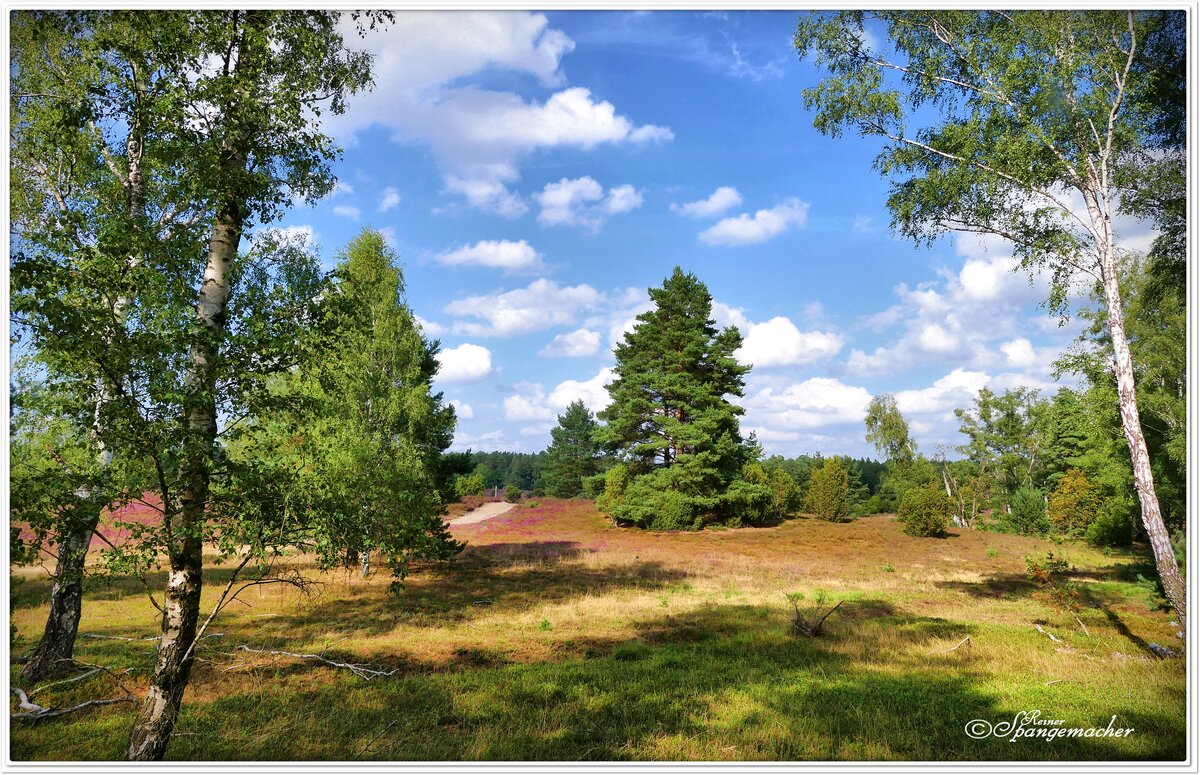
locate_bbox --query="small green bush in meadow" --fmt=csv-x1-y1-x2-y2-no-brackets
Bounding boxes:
898,486,951,538
1002,486,1051,536
1085,501,1135,547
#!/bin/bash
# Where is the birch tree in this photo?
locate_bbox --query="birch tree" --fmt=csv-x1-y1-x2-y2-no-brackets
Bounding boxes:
10,11,206,683
795,9,1186,629
11,10,393,760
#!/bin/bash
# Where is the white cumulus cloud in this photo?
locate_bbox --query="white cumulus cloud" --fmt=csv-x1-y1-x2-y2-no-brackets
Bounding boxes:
744,377,873,430
670,186,742,218
536,176,644,231
548,367,614,413
540,328,602,358
378,187,401,212
445,278,604,337
436,343,495,383
435,239,543,273
504,383,555,421
329,14,671,215
332,204,361,220
736,317,844,368
698,198,809,246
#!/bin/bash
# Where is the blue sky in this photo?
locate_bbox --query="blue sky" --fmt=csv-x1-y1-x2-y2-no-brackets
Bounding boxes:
275,10,1150,458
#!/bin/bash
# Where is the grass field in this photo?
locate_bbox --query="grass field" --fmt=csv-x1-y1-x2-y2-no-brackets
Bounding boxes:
8,499,1186,761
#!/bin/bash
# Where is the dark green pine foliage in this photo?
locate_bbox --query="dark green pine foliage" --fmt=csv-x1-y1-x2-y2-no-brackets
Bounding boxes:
542,400,602,498
597,267,753,529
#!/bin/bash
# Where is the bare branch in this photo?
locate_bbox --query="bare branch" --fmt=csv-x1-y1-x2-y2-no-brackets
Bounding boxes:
932,635,972,654
27,668,102,698
86,121,128,186
232,645,401,681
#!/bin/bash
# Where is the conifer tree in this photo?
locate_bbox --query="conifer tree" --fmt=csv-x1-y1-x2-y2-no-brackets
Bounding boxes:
542,400,602,498
597,267,753,528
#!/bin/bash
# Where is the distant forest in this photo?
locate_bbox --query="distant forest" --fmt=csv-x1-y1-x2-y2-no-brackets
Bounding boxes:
458,449,885,502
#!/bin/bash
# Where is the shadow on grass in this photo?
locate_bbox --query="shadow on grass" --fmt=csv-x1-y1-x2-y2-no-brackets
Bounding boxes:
169,604,1178,761
12,564,266,610
245,550,690,642
9,593,1184,762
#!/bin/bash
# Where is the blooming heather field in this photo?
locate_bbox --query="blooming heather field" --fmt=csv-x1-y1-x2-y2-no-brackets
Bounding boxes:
10,499,1185,760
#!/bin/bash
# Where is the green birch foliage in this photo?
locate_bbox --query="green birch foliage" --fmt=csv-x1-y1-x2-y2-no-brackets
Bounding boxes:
795,10,1183,312
10,9,393,575
542,400,603,498
224,230,460,578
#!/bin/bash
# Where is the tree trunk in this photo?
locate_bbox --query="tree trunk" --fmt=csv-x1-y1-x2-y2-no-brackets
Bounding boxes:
1100,259,1187,631
18,510,99,682
125,150,248,768
24,84,146,685
122,543,202,760
124,10,266,758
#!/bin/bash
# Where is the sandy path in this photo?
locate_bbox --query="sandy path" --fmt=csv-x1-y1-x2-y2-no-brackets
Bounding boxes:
448,501,517,526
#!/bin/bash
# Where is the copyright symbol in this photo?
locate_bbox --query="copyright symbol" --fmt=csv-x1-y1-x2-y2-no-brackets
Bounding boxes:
965,719,993,739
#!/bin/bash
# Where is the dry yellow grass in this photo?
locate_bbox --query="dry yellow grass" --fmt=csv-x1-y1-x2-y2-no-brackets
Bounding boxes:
9,499,1186,760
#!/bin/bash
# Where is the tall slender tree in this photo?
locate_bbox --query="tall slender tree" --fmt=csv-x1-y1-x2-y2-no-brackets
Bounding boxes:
795,10,1186,627
10,10,394,760
10,11,206,682
313,229,459,577
542,400,603,498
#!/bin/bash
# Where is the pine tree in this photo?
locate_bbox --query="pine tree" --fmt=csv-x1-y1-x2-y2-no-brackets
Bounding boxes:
597,267,752,528
542,400,602,498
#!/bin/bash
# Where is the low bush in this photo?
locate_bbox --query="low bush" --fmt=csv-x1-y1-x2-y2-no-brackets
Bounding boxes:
504,484,521,503
581,472,607,500
805,458,852,522
716,478,775,527
610,473,700,530
899,486,951,538
595,464,630,515
1047,468,1102,536
453,472,485,499
1085,500,1135,547
1002,486,1050,536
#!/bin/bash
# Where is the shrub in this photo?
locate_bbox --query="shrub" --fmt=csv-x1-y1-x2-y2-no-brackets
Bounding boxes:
1003,486,1050,536
804,458,851,521
595,464,630,514
1085,500,1135,547
581,472,607,500
1047,468,1102,536
899,486,951,537
717,478,775,526
504,484,521,503
453,472,485,499
768,467,801,516
610,473,699,530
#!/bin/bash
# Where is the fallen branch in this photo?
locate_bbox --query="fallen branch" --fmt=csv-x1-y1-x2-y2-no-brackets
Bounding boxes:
80,633,158,642
27,668,103,698
233,645,400,681
1035,624,1063,643
1074,615,1090,637
56,659,137,701
933,635,971,654
12,688,45,714
1045,679,1063,685
11,696,135,722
